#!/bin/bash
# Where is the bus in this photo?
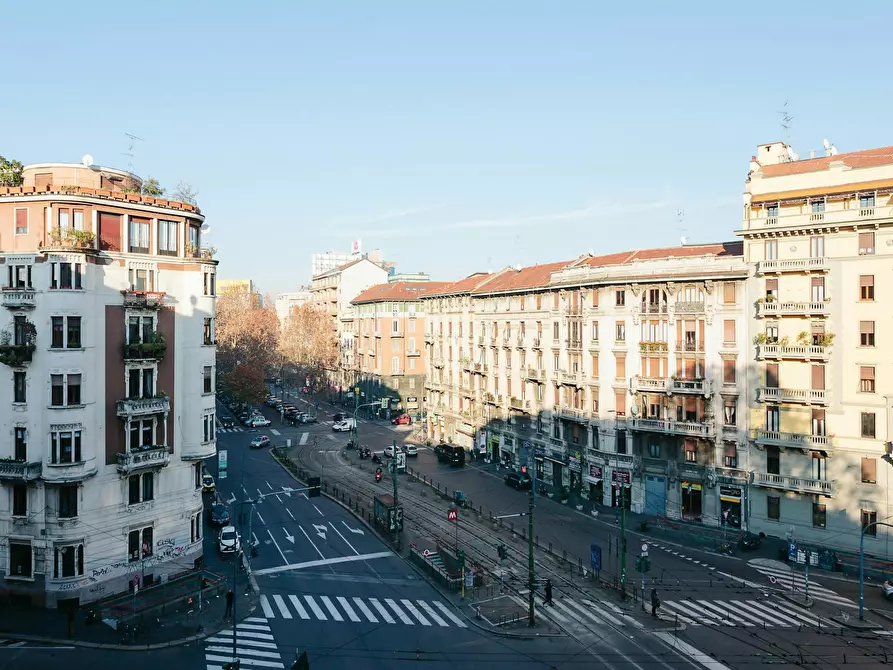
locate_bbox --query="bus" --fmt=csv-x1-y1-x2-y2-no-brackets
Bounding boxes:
435,443,466,466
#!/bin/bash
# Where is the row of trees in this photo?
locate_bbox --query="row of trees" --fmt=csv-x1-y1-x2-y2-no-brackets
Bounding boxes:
215,288,338,408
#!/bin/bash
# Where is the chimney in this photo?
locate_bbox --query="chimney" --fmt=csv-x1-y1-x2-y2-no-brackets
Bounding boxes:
810,150,816,159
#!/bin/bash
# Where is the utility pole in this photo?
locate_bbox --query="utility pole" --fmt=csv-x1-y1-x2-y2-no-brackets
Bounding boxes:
620,483,627,597
526,441,535,626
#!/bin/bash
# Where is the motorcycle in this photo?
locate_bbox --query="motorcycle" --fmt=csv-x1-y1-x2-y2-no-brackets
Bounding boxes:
375,472,383,483
737,533,764,551
372,453,383,465
359,448,371,459
250,538,260,558
346,440,356,450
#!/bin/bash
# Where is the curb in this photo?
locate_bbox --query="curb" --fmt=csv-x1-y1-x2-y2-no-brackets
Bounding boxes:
270,448,553,640
780,593,814,609
870,608,893,624
830,614,882,631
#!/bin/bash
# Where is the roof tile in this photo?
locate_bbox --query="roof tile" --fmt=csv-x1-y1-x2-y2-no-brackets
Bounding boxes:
351,281,450,304
760,145,893,177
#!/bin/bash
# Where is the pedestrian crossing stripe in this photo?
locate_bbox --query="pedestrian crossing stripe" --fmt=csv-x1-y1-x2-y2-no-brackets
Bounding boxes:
218,427,245,434
204,617,285,669
660,598,833,628
747,564,857,608
259,593,467,628
507,594,643,629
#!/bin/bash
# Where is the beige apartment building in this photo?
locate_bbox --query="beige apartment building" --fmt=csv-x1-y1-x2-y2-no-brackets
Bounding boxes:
423,244,751,525
349,282,445,417
740,141,893,552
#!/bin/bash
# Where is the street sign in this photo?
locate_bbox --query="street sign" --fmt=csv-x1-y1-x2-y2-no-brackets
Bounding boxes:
423,549,430,557
396,451,406,472
641,543,649,554
355,387,360,396
380,398,388,409
787,541,797,562
447,509,458,522
218,450,228,479
590,544,602,571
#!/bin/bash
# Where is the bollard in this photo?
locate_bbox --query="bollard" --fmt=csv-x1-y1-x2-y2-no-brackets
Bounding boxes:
562,549,567,563
578,557,583,575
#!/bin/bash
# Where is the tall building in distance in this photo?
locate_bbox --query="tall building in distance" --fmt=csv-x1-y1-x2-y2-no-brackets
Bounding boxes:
739,141,893,551
274,289,311,325
0,161,217,607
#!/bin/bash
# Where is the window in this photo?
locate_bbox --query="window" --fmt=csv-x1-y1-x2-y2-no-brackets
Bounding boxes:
648,443,660,458
767,204,778,218
194,463,202,489
14,427,26,460
51,430,82,464
811,276,825,302
615,355,626,380
812,409,826,437
723,359,736,385
591,354,598,376
203,413,216,443
591,321,599,341
73,209,84,231
13,371,26,404
722,283,736,304
765,278,778,300
765,363,779,388
128,367,155,399
158,220,179,255
50,373,81,407
552,322,559,341
766,446,780,474
858,231,875,255
724,445,737,468
809,235,824,258
203,318,214,345
58,486,78,518
391,356,399,373
860,321,875,347
128,268,155,292
859,366,875,393
408,318,415,333
50,261,83,290
203,366,213,394
862,510,878,536
128,527,154,563
51,316,81,348
409,358,415,370
861,412,876,439
722,319,735,344
129,218,150,253
58,208,71,229
614,392,626,418
684,442,696,463
9,542,32,578
191,512,203,543
811,365,825,391
861,457,877,484
615,322,626,342
859,275,875,301
767,496,780,521
812,503,826,529
12,484,27,517
615,290,625,307
14,207,28,235
54,544,84,579
128,473,155,504
7,264,32,288
812,453,826,480
723,400,736,426
765,239,778,260
203,271,216,296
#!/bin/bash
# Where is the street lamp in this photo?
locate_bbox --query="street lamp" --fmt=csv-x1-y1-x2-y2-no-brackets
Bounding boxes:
859,517,893,620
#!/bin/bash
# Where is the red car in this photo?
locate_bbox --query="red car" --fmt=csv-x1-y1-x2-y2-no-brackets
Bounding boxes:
391,413,412,425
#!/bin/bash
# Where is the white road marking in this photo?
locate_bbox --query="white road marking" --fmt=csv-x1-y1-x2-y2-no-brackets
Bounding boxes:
416,600,449,626
205,655,284,668
267,482,274,490
286,508,295,520
287,594,310,619
313,505,323,516
244,617,268,624
266,528,288,564
299,525,326,560
320,595,344,621
654,633,733,670
252,551,393,576
206,636,278,649
300,433,309,445
433,601,467,627
337,596,362,622
329,521,359,555
303,595,327,620
271,429,281,435
259,594,275,618
385,598,414,625
370,598,396,623
272,594,292,619
206,647,283,660
353,597,378,623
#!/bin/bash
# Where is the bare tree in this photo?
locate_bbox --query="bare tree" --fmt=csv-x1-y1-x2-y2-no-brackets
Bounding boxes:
215,287,279,380
279,305,338,394
172,181,198,205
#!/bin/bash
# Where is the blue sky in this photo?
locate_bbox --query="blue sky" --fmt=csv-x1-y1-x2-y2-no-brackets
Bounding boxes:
4,1,891,294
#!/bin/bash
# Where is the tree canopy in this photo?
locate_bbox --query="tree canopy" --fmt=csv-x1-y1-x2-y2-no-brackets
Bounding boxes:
279,304,338,393
0,155,24,187
215,287,279,379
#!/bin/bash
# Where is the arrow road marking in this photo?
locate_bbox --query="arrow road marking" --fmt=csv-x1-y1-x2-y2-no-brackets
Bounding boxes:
313,505,324,516
267,482,274,490
283,528,295,544
342,521,365,536
282,487,293,498
299,526,326,560
329,521,359,555
286,508,295,520
313,524,328,541
266,528,288,564
226,493,236,505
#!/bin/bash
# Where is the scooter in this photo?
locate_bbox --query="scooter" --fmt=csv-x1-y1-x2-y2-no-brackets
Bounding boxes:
372,453,383,465
738,533,764,551
250,539,259,558
359,448,371,459
375,472,383,483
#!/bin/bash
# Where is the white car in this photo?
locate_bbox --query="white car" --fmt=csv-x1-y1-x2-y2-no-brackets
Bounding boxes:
882,580,893,602
332,420,354,432
402,444,418,457
384,445,396,457
248,415,271,427
218,526,241,555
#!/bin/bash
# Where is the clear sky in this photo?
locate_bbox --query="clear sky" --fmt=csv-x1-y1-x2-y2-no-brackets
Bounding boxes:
4,1,891,294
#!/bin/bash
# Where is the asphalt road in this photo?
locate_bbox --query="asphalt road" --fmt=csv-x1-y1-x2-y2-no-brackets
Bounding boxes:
0,643,204,670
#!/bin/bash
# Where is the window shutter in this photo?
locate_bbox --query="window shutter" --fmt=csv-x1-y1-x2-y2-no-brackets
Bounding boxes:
723,283,735,304
862,457,877,483
723,319,735,343
811,365,825,390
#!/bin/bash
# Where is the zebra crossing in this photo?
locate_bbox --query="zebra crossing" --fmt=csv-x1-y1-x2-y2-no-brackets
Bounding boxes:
512,592,643,629
660,597,832,629
746,559,857,609
646,541,718,571
259,593,468,629
203,617,285,669
217,426,246,434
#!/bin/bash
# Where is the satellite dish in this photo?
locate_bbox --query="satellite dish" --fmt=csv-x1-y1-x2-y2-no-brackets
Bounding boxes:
830,145,838,156
823,139,831,150
680,236,688,246
81,154,94,168
200,223,211,233
629,404,640,417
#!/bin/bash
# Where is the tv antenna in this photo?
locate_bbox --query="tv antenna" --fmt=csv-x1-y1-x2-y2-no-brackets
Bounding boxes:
677,209,688,245
122,132,144,172
777,101,793,144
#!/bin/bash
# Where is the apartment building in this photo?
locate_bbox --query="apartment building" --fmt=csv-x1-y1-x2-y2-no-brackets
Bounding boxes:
740,141,893,551
0,162,216,607
349,282,444,416
274,289,311,326
424,244,750,526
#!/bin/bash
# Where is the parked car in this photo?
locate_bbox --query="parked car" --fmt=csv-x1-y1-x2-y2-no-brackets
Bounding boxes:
248,415,271,428
402,444,418,457
882,580,893,602
218,526,241,555
221,417,235,429
201,473,216,493
300,414,318,424
391,413,412,425
332,419,356,432
266,397,280,407
250,435,271,449
208,502,230,526
505,472,532,490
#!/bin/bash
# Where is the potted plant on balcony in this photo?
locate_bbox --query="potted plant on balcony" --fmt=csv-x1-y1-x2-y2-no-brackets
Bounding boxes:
779,336,790,347
753,333,768,345
796,331,810,346
0,322,37,367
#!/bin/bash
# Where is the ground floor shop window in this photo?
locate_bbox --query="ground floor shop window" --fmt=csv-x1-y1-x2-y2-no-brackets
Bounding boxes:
681,481,702,520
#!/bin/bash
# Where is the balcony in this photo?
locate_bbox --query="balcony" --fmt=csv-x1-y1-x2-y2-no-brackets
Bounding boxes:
526,367,545,382
641,302,668,314
675,301,705,314
747,205,893,231
757,387,828,405
509,396,526,412
390,328,404,338
116,445,171,475
633,376,668,393
628,418,712,438
461,360,474,373
756,257,828,274
374,329,382,338
669,378,709,395
425,332,435,344
555,406,587,422
752,429,830,450
123,334,166,362
116,395,170,418
756,344,829,361
638,341,669,354
2,288,36,310
471,362,489,375
588,339,599,352
753,472,834,497
675,341,705,354
566,338,583,352
531,337,542,349
516,334,526,348
432,357,444,368
122,290,166,310
0,343,35,367
484,392,498,405
42,460,98,483
715,466,748,482
0,460,41,481
367,349,375,356
407,349,421,357
756,301,828,317
559,370,583,387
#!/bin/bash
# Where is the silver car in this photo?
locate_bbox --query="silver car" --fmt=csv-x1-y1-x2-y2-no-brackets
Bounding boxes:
218,526,241,555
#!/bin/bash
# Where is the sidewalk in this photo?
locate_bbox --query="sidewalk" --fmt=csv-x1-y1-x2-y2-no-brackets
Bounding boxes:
0,562,258,650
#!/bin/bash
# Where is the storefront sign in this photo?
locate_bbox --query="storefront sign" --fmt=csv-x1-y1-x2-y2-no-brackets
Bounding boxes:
719,486,742,503
612,470,631,485
589,465,603,479
457,423,474,436
568,456,582,473
681,480,702,492
407,397,418,403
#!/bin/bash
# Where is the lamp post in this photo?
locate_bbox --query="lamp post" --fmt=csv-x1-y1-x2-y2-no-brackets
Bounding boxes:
859,518,893,620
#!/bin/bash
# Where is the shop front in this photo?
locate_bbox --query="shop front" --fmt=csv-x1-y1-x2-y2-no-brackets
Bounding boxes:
681,480,703,520
568,453,583,493
719,485,743,528
585,464,603,504
612,470,632,509
487,433,500,461
644,475,666,516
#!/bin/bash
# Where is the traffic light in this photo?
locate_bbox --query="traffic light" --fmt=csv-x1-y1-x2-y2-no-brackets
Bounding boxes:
291,651,310,670
307,476,321,497
497,544,507,560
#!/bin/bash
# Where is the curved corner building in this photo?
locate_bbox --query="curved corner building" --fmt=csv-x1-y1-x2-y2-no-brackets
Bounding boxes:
0,162,217,608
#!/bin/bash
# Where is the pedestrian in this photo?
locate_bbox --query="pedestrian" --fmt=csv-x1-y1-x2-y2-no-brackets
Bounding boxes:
544,579,553,606
224,589,234,619
650,588,660,618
